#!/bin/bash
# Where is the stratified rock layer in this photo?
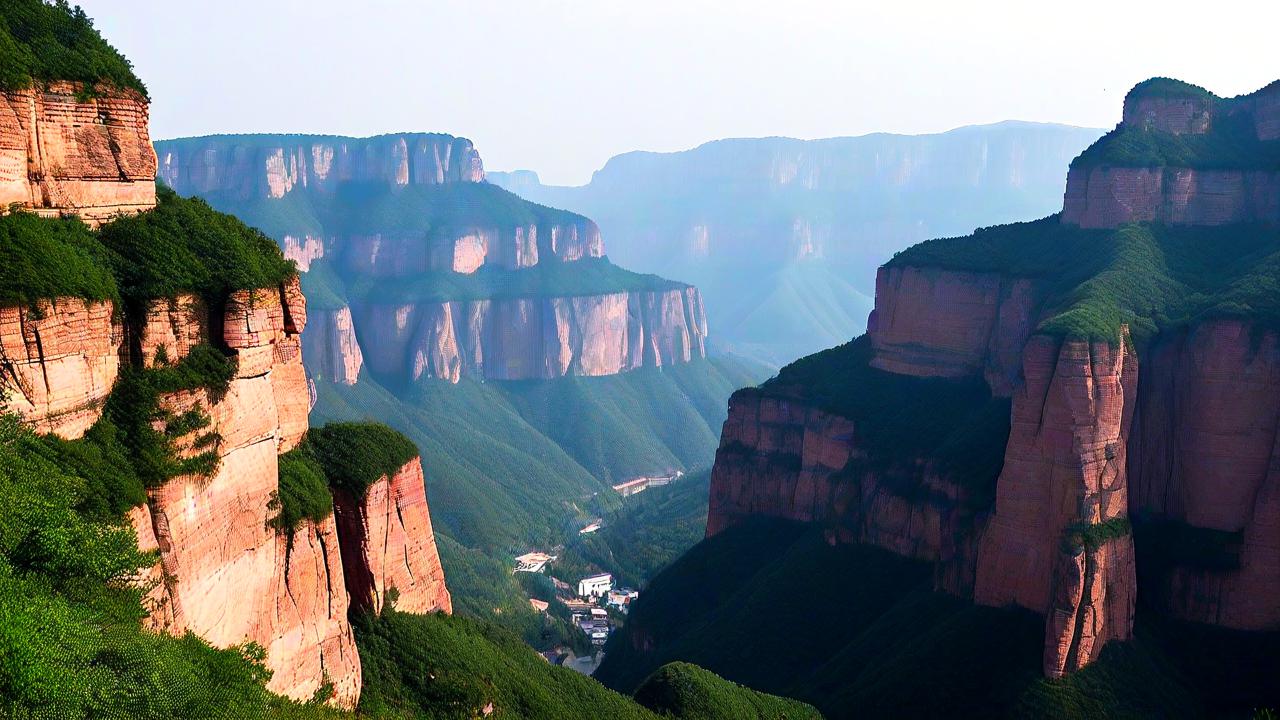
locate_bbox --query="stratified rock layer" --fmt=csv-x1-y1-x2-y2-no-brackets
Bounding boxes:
353,286,707,383
332,456,452,616
0,298,120,438
0,82,156,224
302,306,364,385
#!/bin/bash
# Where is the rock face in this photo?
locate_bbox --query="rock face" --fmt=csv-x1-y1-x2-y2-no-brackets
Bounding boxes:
332,456,452,615
1062,81,1280,229
0,298,120,438
0,82,156,224
302,306,364,385
157,133,484,199
868,266,1040,395
973,335,1137,677
353,286,707,383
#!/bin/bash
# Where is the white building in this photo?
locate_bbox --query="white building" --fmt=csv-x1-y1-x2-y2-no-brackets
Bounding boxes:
577,572,613,598
513,552,557,574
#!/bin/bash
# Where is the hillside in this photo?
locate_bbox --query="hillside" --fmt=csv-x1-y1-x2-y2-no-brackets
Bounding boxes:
488,122,1104,364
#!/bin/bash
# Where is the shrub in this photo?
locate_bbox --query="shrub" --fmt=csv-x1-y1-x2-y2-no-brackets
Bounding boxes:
0,0,146,95
306,422,419,501
270,448,334,535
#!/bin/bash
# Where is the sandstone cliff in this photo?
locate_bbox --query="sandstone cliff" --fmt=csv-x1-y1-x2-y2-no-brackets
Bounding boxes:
332,456,452,615
1062,79,1280,228
353,285,707,383
0,82,156,224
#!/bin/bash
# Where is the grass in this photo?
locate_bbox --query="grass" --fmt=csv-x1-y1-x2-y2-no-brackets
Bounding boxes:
634,662,822,720
0,0,146,95
271,448,334,535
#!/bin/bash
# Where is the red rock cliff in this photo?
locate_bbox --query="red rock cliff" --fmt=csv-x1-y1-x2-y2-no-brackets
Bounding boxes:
0,82,156,224
332,456,452,616
352,285,707,383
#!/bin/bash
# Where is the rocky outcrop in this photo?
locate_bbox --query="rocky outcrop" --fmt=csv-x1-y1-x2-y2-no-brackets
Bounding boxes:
868,266,1040,395
157,133,484,200
0,82,156,224
973,334,1137,677
353,286,707,383
332,456,452,616
0,298,120,438
302,305,364,385
1062,81,1280,228
136,294,207,368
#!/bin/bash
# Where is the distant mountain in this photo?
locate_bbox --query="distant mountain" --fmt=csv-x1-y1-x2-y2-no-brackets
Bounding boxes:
489,121,1105,365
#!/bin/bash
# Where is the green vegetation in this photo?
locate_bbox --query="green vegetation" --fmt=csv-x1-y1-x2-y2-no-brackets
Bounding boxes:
0,212,118,305
305,422,419,501
0,413,338,719
763,336,1009,508
271,449,334,535
0,0,146,95
634,662,822,720
99,187,297,309
598,518,1280,719
346,256,682,304
551,471,710,589
1073,79,1279,171
888,218,1280,344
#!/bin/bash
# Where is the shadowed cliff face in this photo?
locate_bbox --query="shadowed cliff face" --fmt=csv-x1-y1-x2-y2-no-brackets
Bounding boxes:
704,77,1280,678
0,82,157,225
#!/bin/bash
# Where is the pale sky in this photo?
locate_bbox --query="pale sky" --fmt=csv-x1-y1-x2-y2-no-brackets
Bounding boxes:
80,0,1278,186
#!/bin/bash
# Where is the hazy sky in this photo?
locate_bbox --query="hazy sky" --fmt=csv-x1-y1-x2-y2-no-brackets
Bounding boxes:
80,0,1277,185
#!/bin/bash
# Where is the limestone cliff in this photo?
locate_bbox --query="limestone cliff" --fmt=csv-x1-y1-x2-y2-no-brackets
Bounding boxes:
0,82,156,224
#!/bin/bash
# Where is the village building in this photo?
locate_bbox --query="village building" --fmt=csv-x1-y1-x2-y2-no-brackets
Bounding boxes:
577,572,613,598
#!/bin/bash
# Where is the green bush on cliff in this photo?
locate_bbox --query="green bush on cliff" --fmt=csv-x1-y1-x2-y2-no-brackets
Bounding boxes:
0,0,146,95
98,187,297,308
0,212,118,305
271,447,335,535
306,422,420,501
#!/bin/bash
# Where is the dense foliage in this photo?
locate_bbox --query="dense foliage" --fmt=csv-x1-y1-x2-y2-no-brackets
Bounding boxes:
0,414,338,719
99,187,298,309
271,449,335,535
598,519,1280,719
1073,79,1279,171
634,662,822,720
0,212,118,305
306,422,420,501
551,471,710,589
888,217,1280,344
765,336,1010,507
0,0,146,95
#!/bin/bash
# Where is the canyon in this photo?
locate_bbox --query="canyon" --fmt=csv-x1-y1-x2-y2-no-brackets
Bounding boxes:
489,121,1104,364
701,77,1280,679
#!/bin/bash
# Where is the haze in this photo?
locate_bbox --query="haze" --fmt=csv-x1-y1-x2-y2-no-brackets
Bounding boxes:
80,0,1276,186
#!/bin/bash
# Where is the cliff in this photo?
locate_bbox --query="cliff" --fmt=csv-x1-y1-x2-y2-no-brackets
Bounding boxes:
704,77,1280,679
0,82,156,224
1063,79,1280,228
332,456,452,615
154,134,708,385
